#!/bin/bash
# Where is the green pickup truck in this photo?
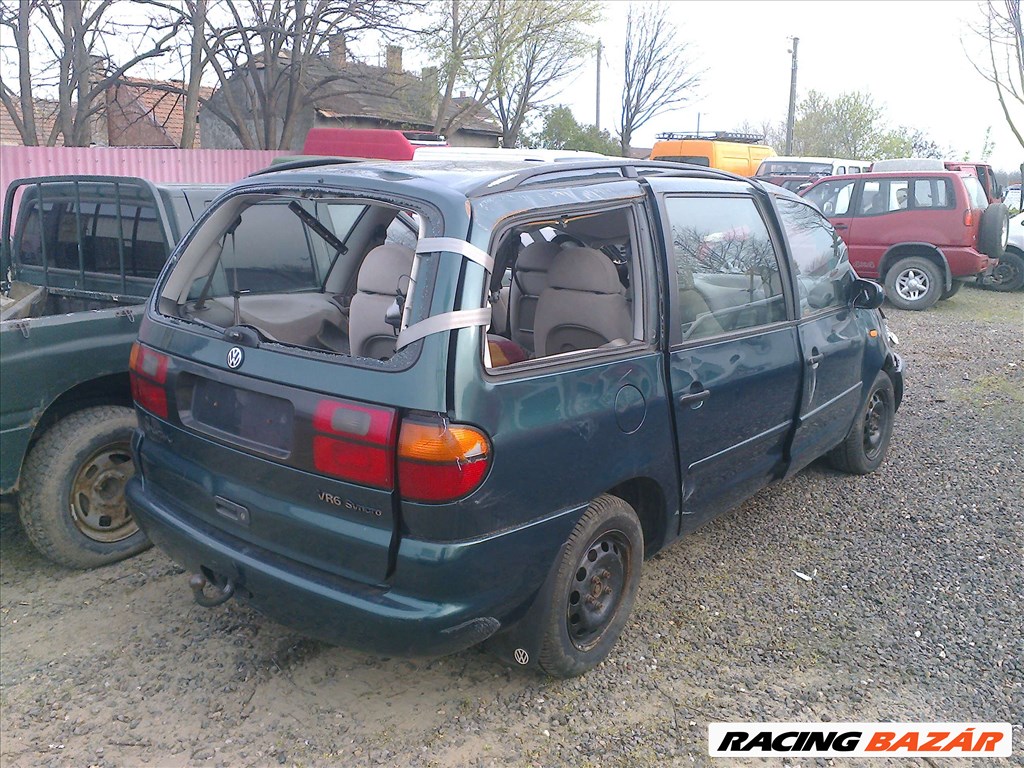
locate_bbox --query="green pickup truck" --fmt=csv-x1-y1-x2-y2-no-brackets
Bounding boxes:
1,176,222,567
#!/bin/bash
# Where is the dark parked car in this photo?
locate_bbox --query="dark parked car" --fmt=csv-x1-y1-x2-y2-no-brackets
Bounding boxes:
126,159,903,677
801,170,1008,310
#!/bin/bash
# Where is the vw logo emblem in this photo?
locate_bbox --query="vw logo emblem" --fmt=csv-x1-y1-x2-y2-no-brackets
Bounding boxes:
513,648,530,665
226,346,244,369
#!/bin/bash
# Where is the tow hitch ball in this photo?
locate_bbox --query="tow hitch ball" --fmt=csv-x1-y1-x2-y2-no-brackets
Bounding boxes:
188,572,236,608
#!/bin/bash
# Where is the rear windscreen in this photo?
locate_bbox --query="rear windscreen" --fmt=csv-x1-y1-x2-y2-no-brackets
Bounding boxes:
161,192,426,361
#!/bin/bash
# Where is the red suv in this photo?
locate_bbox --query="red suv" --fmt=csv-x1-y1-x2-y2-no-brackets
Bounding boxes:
801,171,1008,310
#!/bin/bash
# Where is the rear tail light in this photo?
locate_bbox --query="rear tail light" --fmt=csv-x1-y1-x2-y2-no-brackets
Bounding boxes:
129,343,170,418
964,209,975,227
312,400,398,489
398,416,491,502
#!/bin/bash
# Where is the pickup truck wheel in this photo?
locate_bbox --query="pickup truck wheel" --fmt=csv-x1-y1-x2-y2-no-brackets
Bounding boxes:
18,406,150,569
939,280,962,300
537,495,643,678
986,250,1024,292
884,257,943,310
828,373,895,475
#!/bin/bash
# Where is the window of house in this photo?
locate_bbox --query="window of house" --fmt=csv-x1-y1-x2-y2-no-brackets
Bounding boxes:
663,195,787,341
777,198,856,316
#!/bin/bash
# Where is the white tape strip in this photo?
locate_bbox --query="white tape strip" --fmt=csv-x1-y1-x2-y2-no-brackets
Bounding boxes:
396,307,492,350
416,237,494,273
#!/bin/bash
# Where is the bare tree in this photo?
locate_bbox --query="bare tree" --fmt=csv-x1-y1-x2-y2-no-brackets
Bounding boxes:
618,3,702,156
0,1,180,146
418,0,500,136
175,0,423,150
486,0,601,147
964,0,1024,150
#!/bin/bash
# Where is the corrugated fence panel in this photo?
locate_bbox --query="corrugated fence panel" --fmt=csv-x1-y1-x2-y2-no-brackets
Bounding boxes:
1,146,288,220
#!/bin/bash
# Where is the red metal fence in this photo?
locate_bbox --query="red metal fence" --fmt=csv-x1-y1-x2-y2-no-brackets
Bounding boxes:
1,146,288,218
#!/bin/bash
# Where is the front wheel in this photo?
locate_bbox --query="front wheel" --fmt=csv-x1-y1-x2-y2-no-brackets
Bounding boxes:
18,406,151,569
884,256,943,310
537,495,643,678
828,373,896,475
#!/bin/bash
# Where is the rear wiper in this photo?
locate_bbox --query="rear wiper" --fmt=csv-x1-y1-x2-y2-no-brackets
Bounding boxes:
288,201,348,255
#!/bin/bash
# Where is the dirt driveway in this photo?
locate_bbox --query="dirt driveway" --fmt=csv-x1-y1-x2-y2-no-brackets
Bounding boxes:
2,286,1021,767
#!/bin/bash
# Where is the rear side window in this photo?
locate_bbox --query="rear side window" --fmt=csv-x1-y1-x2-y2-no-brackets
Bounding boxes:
777,199,856,316
804,179,856,217
911,178,952,208
961,177,988,209
664,195,787,340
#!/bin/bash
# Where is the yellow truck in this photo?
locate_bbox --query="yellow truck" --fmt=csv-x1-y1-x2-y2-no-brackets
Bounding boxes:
650,132,776,176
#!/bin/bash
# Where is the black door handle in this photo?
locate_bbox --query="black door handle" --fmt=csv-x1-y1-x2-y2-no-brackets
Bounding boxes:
679,388,711,407
834,223,848,230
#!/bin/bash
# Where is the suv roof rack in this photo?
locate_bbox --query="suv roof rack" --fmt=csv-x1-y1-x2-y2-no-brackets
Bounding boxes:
466,159,743,196
655,131,766,144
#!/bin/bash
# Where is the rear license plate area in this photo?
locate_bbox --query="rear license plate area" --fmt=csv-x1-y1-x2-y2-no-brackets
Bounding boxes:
183,376,294,457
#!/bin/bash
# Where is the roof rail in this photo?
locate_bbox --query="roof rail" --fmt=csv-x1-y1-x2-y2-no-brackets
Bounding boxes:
248,156,369,177
655,131,766,144
466,159,743,197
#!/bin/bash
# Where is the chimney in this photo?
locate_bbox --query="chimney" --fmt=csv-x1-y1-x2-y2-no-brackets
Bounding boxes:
386,45,403,73
421,66,439,115
329,33,347,67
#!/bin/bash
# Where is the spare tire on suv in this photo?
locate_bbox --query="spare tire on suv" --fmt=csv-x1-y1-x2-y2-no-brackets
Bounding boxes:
978,203,1009,259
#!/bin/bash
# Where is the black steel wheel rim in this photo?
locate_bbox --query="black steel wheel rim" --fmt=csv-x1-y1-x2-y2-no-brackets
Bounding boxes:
863,390,888,459
566,530,632,650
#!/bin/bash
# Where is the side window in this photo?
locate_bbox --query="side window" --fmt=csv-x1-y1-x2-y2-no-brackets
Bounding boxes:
857,180,885,216
888,180,910,212
804,179,856,217
912,179,951,208
777,199,856,316
664,195,787,341
835,165,846,175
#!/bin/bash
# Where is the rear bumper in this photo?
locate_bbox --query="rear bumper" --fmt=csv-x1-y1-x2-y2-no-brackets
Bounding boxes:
126,465,580,658
944,247,996,278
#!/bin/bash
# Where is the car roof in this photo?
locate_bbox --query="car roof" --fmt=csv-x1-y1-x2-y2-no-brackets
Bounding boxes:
226,158,747,199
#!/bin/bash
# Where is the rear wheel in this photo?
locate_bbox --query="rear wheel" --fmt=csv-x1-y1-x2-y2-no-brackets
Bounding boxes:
828,373,895,475
884,256,943,311
537,495,643,678
939,280,962,300
986,250,1024,292
18,406,150,569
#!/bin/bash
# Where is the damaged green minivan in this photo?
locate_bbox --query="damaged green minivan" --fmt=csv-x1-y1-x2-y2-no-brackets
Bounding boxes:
126,158,903,677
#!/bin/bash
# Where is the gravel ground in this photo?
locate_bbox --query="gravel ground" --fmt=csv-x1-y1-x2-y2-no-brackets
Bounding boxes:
2,285,1022,768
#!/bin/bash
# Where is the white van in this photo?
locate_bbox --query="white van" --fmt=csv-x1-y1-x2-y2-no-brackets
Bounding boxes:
755,156,871,190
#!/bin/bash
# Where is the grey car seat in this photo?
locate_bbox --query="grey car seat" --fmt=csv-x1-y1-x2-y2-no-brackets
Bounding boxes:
533,247,632,357
349,243,414,359
509,239,561,351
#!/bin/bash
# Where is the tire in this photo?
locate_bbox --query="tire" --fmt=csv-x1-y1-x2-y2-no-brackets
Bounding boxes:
939,280,962,300
978,203,1009,259
828,372,895,475
18,406,150,569
537,495,643,678
986,249,1024,292
884,256,943,311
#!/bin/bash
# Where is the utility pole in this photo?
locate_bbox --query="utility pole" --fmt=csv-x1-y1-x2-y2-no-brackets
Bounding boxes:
785,36,799,155
595,40,602,130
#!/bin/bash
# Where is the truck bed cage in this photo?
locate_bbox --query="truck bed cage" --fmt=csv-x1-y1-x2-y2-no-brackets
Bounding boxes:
655,131,766,144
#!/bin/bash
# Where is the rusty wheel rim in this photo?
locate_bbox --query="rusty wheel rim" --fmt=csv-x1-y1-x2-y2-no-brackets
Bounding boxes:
69,442,137,543
566,530,632,651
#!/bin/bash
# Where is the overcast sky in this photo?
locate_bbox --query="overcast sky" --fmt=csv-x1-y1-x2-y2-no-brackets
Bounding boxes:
554,0,1022,171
